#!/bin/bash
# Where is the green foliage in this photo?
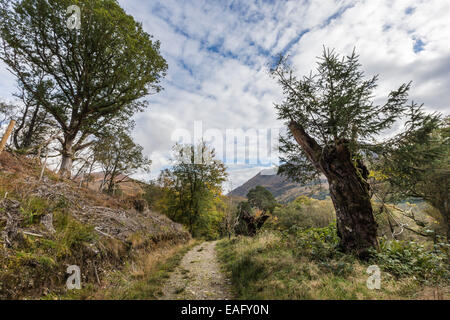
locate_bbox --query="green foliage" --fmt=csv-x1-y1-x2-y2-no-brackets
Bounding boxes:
287,223,340,262
218,226,449,300
0,195,98,299
217,229,362,300
377,117,449,240
268,196,335,231
233,187,277,237
55,213,97,257
371,239,449,284
20,197,49,225
147,142,228,239
0,0,168,173
94,123,151,194
247,186,277,213
272,48,418,184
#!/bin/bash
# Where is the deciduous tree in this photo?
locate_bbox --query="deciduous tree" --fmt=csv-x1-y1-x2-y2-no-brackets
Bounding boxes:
93,124,151,194
169,142,228,237
0,0,167,177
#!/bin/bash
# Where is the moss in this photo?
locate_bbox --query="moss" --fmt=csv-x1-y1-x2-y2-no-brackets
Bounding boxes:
20,197,50,225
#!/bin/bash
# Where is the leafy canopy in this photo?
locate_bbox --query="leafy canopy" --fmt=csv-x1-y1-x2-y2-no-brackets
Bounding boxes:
0,0,167,156
93,122,151,194
247,186,277,214
155,142,228,238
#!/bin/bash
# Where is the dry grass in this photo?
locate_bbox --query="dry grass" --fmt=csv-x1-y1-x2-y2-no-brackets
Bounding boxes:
0,151,191,299
81,240,199,300
217,232,450,300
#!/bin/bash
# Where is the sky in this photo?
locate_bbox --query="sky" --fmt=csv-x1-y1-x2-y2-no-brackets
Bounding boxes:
1,0,449,191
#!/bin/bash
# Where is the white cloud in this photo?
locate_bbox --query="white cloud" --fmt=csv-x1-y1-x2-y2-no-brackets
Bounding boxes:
1,0,449,189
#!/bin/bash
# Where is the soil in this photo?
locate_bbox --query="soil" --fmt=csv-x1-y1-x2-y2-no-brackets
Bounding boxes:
160,241,233,300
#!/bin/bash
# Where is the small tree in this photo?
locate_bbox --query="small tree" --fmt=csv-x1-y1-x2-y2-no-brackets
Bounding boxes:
222,185,239,239
247,186,277,214
0,0,167,177
235,187,275,236
94,126,151,194
271,48,440,256
169,142,228,236
236,200,270,237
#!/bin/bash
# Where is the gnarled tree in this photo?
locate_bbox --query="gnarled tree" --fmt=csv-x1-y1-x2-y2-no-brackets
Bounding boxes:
271,49,440,257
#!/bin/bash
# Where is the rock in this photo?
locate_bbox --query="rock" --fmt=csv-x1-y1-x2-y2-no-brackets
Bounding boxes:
41,212,56,234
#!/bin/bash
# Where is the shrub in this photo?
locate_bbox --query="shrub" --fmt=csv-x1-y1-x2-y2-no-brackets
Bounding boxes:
269,196,335,231
372,239,449,284
287,222,340,261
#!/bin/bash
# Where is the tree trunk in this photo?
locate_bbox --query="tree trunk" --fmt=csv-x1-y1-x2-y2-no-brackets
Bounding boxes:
241,211,269,237
0,120,16,155
22,104,40,149
322,145,379,257
59,137,74,179
289,122,378,257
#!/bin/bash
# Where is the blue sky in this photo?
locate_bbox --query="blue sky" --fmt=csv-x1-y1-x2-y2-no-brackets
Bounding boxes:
1,0,450,190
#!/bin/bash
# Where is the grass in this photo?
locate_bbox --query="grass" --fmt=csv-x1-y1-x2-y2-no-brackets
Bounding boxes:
0,151,193,299
217,229,449,300
66,240,200,300
0,202,101,299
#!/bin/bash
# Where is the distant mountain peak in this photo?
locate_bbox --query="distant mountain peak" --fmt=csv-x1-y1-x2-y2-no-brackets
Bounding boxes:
229,170,329,203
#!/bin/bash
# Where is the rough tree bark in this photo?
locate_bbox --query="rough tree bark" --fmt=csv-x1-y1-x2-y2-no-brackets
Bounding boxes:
289,122,378,257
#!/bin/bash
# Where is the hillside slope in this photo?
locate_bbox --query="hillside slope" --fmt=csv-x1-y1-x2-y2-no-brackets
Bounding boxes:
0,151,190,299
229,171,329,203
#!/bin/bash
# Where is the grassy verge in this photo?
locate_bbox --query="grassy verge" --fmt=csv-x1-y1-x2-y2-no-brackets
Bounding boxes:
62,240,199,300
217,227,449,300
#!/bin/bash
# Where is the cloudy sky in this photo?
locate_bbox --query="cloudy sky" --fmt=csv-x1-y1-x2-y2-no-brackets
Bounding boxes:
1,0,449,191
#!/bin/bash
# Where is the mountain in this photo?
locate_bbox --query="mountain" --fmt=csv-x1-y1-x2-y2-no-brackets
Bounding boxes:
229,169,329,203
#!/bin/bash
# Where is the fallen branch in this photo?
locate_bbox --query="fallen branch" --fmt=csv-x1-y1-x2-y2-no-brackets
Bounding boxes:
94,227,114,238
22,231,44,238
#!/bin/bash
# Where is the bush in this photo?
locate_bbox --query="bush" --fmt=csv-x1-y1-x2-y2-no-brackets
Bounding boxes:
372,239,449,284
268,196,335,231
287,222,340,261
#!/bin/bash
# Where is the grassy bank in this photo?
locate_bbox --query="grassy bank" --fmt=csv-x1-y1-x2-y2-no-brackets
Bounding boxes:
64,240,199,300
0,152,191,299
217,226,449,300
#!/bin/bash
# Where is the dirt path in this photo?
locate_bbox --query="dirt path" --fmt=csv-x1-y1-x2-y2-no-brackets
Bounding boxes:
160,241,233,300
